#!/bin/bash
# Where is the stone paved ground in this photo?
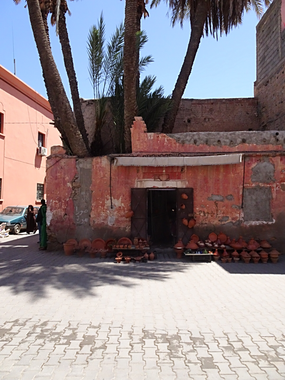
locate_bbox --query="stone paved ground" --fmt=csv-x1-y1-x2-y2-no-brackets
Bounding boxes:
0,233,285,379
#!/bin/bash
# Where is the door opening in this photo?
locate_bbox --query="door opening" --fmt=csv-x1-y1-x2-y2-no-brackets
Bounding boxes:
147,189,176,245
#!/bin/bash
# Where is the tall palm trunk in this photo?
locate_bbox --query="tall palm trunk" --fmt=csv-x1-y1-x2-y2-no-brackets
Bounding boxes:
124,0,138,153
58,11,90,152
162,1,208,133
26,0,89,157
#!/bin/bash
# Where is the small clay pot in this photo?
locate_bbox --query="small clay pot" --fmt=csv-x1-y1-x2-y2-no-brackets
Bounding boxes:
124,256,131,263
115,257,122,263
149,252,155,261
182,218,188,226
63,242,74,256
125,210,134,218
188,218,196,229
174,239,184,250
181,193,188,200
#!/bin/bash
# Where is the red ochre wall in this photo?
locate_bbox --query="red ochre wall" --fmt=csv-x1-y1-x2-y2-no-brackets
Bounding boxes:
47,145,285,252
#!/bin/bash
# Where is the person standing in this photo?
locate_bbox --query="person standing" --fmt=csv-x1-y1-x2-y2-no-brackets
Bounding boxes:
39,199,47,250
26,205,36,234
36,204,42,243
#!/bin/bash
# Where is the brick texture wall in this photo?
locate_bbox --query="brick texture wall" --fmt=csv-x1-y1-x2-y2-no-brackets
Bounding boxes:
172,98,259,132
255,0,285,130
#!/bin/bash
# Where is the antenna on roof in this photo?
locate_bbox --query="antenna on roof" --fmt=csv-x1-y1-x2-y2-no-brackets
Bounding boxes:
12,24,16,75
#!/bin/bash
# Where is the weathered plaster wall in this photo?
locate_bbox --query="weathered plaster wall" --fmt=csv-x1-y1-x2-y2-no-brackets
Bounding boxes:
47,152,285,252
131,118,285,154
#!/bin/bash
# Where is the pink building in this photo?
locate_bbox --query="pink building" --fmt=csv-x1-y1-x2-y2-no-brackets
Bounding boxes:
0,65,61,211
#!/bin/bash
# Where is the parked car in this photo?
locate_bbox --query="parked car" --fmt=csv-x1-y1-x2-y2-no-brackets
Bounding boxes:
0,206,39,234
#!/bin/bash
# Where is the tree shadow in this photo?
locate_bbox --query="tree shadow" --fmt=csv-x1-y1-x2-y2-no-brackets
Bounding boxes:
0,235,190,301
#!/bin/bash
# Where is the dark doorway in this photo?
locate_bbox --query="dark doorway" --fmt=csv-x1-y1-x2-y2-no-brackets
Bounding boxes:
147,189,176,245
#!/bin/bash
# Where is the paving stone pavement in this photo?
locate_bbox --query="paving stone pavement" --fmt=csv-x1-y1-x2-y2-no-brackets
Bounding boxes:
0,233,285,379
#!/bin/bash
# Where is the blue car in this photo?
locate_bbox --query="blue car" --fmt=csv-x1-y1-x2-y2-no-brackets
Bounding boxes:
0,206,39,234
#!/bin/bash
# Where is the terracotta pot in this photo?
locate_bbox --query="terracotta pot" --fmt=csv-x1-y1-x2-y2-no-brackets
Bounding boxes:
237,236,247,248
174,239,184,250
186,240,198,250
222,248,229,258
218,232,227,244
180,204,186,209
144,252,149,260
181,193,188,200
191,234,199,243
269,249,280,263
221,257,227,263
260,240,271,249
149,252,155,261
63,242,74,256
230,239,243,250
209,232,217,242
124,256,131,263
66,239,78,249
259,250,268,263
125,210,134,218
243,256,251,264
115,257,122,263
188,218,196,229
231,249,239,258
182,218,188,226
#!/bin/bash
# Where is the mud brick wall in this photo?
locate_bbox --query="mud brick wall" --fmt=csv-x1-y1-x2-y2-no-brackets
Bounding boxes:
172,98,259,132
255,0,285,130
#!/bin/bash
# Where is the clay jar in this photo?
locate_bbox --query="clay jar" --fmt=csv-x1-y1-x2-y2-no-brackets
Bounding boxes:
63,242,74,256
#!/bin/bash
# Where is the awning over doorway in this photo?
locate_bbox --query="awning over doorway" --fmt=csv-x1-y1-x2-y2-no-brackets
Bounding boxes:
113,153,243,167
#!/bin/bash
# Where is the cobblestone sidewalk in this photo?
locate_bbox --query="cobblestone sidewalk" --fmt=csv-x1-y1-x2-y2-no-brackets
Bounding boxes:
0,234,285,380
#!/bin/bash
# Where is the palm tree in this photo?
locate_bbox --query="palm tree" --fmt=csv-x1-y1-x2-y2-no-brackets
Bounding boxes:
151,0,271,133
88,14,169,153
123,0,150,153
49,1,90,152
14,0,89,157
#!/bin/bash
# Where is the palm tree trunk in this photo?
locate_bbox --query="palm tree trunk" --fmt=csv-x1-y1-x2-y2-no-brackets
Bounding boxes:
162,1,208,133
26,0,89,157
124,0,138,153
58,12,90,153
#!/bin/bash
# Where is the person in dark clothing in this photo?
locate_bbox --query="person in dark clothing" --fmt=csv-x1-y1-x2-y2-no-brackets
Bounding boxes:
38,199,47,250
26,205,36,234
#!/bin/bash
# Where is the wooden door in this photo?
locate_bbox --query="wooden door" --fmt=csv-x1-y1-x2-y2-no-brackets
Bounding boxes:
131,188,147,240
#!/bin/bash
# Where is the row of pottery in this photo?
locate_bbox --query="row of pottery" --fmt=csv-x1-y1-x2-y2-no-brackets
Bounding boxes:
182,233,273,250
63,236,150,257
115,251,155,263
212,248,280,263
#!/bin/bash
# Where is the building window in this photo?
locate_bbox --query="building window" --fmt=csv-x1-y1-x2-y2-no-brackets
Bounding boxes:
38,132,45,147
37,183,44,200
0,178,2,199
0,113,4,134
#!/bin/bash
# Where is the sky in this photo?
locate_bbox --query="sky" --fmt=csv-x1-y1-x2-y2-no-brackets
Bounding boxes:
0,0,266,102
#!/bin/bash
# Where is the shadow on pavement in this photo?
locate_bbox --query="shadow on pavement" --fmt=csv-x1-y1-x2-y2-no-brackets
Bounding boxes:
0,234,189,300
216,256,285,275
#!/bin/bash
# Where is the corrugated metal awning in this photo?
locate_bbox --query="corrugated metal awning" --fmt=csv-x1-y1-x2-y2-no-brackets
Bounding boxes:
113,153,243,167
